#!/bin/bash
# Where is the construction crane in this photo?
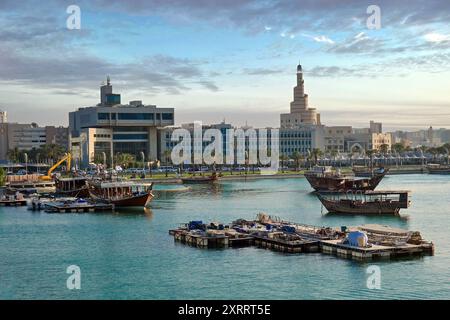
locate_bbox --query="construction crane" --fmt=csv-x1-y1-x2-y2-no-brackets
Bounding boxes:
39,153,72,181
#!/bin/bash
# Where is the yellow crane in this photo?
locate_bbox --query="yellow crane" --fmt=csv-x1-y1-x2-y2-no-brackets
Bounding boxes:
39,153,72,181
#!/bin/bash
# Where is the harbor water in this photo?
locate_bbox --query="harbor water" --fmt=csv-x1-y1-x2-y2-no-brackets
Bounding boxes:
0,174,449,299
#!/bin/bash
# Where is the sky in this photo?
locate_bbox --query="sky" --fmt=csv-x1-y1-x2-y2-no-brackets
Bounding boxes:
0,0,449,131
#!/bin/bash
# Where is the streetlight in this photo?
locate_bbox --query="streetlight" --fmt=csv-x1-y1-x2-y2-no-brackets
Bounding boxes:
102,152,106,168
24,153,28,176
140,151,145,178
140,151,145,170
36,153,40,174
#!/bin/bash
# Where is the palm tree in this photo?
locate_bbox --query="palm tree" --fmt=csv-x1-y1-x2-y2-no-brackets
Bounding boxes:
163,149,172,177
38,144,67,164
391,143,405,154
114,153,135,169
365,149,376,168
0,168,6,186
279,154,289,173
379,144,390,155
291,151,303,171
330,149,339,166
310,148,323,166
7,147,20,163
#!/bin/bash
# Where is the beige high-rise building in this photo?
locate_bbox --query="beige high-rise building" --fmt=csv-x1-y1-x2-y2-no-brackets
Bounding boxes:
0,110,7,123
280,64,321,128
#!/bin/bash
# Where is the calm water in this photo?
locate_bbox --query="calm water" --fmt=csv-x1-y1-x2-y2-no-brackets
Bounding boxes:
1,175,449,299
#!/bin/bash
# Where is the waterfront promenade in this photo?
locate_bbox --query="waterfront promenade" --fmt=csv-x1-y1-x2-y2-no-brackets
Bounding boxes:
127,165,428,184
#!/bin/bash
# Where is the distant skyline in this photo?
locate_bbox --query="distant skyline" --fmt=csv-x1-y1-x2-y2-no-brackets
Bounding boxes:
0,0,449,131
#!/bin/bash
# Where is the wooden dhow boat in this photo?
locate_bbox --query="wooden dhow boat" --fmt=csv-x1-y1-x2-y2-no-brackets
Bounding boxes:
181,172,219,184
427,164,450,175
317,190,411,215
87,181,154,207
55,177,90,198
305,166,387,192
352,166,389,177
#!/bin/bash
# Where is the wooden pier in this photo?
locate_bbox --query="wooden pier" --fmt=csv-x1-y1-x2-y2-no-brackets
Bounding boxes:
252,235,320,253
320,239,434,261
44,202,114,213
0,199,27,207
169,216,435,261
170,229,254,248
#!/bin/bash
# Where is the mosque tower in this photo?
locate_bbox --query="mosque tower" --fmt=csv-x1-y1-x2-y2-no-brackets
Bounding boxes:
280,63,321,128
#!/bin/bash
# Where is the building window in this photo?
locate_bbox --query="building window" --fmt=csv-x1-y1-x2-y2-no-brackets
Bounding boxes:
117,113,154,120
162,113,173,120
98,113,110,120
113,134,148,140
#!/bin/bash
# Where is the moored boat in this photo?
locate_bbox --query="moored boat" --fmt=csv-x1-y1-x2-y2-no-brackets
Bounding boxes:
317,190,410,215
87,181,154,207
427,164,450,174
181,172,219,184
55,177,90,198
352,166,389,177
305,166,386,192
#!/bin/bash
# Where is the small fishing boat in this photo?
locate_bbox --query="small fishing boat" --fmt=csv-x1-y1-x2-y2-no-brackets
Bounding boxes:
317,190,411,215
181,172,219,184
427,164,450,175
305,166,386,192
87,181,154,207
55,177,90,198
352,166,389,177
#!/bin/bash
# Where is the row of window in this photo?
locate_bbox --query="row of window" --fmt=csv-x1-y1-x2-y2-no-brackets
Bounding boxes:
113,134,148,140
280,132,312,138
98,113,173,121
281,140,311,146
281,148,310,154
94,134,111,138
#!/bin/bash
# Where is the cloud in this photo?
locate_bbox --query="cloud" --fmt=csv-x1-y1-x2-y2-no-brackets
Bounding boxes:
81,0,450,34
0,45,219,95
197,81,219,91
306,66,369,78
424,32,450,43
313,35,335,44
242,68,284,75
327,32,385,54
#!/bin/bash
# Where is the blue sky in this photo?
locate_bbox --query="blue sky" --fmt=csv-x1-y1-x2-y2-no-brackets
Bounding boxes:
0,0,449,130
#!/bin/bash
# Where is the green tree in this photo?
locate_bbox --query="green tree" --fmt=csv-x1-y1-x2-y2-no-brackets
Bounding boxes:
39,144,67,163
6,147,20,163
163,149,172,177
391,143,405,154
379,144,390,155
365,149,376,168
0,168,6,186
279,154,289,173
310,148,323,166
114,153,135,169
291,151,303,171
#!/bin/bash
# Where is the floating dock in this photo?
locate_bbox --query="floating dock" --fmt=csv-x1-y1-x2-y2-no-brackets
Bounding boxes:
44,202,114,213
169,214,434,261
0,199,27,206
